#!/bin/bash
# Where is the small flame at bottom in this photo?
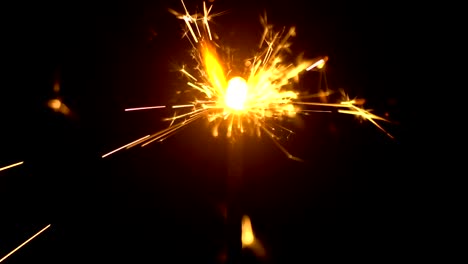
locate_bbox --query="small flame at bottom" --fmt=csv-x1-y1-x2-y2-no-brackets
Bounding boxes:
242,215,255,247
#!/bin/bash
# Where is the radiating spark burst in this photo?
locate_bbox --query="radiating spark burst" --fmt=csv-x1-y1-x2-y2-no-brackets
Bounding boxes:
241,215,255,247
0,161,24,172
102,0,393,159
0,224,51,262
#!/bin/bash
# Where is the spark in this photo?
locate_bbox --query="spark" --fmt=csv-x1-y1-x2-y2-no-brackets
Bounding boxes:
47,79,71,115
225,77,248,111
241,215,267,258
102,1,393,159
0,224,51,263
172,104,194,109
0,161,24,172
203,1,213,40
180,68,197,81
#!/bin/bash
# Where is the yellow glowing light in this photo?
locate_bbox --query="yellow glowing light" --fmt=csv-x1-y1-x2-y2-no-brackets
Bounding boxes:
241,215,255,247
48,99,62,110
202,44,227,94
225,77,248,111
101,1,393,159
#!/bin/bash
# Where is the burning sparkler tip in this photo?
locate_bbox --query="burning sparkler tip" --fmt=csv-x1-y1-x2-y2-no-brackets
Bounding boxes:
0,161,24,172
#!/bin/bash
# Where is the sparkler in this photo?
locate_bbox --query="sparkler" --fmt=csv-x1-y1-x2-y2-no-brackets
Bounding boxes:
97,2,395,262
102,0,393,160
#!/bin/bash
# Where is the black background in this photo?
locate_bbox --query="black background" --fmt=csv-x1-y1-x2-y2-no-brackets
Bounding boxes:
1,0,422,263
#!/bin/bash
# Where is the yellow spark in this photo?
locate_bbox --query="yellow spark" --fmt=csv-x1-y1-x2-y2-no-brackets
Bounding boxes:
0,161,24,172
225,77,248,111
338,105,394,139
203,1,213,40
240,215,267,257
53,81,60,92
180,68,197,81
172,104,194,109
141,112,203,147
306,56,328,71
47,98,71,115
102,135,151,158
0,224,51,263
202,43,227,94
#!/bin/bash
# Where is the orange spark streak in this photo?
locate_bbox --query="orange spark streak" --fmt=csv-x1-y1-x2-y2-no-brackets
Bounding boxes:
140,113,203,147
0,161,24,172
0,224,51,263
102,135,151,158
102,0,394,159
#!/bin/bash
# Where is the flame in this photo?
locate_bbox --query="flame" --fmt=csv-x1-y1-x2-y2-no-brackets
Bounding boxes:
202,43,226,98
